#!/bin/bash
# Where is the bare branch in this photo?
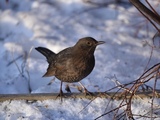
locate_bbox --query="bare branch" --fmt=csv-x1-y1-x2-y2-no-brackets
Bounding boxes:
129,0,160,25
0,90,160,102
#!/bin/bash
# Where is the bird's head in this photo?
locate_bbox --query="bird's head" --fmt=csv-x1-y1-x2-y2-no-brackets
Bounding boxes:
74,37,105,54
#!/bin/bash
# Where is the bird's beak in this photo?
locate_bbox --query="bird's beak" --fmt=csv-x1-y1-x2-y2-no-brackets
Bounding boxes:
97,41,105,45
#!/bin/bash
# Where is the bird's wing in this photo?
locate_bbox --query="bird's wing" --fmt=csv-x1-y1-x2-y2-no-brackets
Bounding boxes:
55,48,76,73
43,47,73,77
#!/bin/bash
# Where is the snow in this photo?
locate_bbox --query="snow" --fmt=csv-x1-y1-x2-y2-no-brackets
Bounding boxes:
0,0,160,119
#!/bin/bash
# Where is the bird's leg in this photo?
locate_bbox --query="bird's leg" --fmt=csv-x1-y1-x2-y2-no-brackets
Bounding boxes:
78,82,93,95
56,81,64,101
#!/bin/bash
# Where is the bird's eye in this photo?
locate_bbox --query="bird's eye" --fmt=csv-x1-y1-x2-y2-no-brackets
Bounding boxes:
87,41,92,46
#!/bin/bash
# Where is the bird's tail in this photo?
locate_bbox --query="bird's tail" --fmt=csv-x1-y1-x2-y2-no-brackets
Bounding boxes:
35,47,56,64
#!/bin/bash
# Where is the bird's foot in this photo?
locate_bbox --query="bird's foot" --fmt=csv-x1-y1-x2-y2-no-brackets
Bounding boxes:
56,89,64,102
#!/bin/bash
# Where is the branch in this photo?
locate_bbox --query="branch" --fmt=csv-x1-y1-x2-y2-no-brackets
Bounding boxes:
129,0,160,25
0,90,160,102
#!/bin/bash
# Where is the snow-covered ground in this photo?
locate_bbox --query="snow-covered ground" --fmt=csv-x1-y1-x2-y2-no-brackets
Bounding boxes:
0,0,160,119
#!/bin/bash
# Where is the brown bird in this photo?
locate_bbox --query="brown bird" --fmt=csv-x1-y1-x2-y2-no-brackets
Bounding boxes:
35,37,105,99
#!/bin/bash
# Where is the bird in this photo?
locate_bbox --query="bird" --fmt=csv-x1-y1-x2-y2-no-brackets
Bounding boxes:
35,37,105,99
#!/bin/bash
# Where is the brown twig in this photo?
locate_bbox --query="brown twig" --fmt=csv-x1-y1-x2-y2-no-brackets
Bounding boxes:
97,62,160,119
